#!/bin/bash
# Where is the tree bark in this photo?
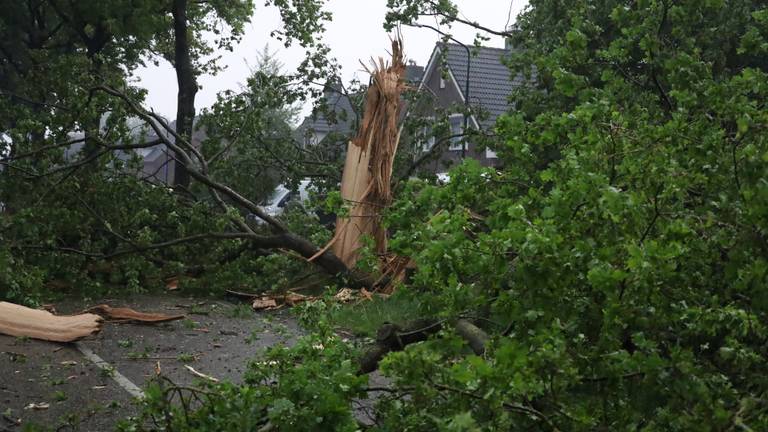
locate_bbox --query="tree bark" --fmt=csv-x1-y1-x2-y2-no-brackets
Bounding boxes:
358,319,442,374
171,0,196,189
455,319,489,356
358,318,490,373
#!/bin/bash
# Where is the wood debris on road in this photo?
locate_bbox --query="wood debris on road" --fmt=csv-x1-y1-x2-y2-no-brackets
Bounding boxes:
0,301,102,343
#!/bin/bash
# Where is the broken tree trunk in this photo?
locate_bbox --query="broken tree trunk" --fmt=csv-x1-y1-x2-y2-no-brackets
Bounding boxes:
324,37,407,268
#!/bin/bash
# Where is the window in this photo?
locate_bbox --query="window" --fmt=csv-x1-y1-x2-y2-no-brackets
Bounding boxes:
439,76,446,89
421,127,436,151
486,148,498,159
448,114,465,151
420,117,436,151
303,131,316,147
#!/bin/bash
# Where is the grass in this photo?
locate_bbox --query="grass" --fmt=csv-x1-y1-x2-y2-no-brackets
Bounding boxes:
225,303,253,319
48,378,65,386
127,345,153,360
328,292,423,337
99,365,115,378
181,318,198,329
177,353,195,363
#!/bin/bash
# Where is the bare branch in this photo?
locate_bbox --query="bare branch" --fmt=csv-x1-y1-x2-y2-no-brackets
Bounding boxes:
420,0,514,38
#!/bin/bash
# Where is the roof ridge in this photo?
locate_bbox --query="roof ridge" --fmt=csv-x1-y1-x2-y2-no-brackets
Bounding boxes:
444,42,509,53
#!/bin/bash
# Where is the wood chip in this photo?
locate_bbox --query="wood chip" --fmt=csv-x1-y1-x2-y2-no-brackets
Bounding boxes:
252,297,278,310
334,288,355,302
165,277,179,291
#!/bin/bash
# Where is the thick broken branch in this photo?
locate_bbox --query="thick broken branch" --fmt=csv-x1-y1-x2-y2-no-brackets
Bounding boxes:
358,318,490,373
358,319,443,374
455,319,489,356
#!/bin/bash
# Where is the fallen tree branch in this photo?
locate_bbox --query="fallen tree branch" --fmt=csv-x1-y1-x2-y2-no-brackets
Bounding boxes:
93,84,372,285
97,84,287,231
184,365,219,382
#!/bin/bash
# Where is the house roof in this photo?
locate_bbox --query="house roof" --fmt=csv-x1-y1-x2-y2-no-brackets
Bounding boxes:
439,43,521,128
405,64,424,83
297,66,424,142
298,84,358,137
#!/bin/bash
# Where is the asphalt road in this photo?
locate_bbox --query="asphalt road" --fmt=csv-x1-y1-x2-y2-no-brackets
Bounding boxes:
0,295,300,431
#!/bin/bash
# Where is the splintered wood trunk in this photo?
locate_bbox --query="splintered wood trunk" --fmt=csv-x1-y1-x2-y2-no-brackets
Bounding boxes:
333,142,373,267
330,38,406,268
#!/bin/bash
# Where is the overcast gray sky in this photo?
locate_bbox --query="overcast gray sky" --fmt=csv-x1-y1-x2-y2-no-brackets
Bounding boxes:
133,0,528,119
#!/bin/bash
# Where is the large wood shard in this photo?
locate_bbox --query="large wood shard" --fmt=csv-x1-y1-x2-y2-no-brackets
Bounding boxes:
328,36,407,268
0,301,102,343
85,304,185,323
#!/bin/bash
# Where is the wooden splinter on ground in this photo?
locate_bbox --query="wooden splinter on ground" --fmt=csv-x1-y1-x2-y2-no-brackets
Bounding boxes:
312,37,407,270
0,301,102,343
0,301,187,343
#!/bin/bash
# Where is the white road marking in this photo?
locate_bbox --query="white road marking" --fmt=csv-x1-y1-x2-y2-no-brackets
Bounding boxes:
75,342,144,399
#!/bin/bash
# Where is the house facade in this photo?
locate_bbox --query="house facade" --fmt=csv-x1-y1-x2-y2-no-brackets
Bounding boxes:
296,79,359,150
294,43,519,175
412,42,520,173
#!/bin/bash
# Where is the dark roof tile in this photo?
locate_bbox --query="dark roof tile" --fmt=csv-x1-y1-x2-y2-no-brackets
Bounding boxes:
443,44,520,127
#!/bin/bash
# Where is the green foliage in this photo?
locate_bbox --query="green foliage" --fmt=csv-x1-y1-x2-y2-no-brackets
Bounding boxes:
176,353,195,363
204,207,333,293
0,244,45,305
52,390,67,402
225,303,254,319
378,0,768,429
120,324,366,432
197,46,302,204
